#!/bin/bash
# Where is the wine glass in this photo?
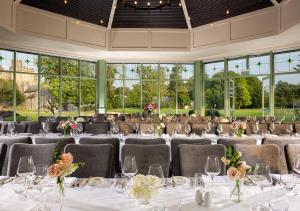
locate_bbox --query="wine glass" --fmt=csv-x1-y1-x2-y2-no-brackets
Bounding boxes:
7,122,15,136
293,157,300,174
253,123,259,135
175,123,182,135
148,164,165,186
184,124,191,137
147,123,155,136
252,164,273,191
205,123,212,134
252,116,257,122
269,195,289,211
204,156,221,187
122,156,138,179
217,124,223,136
17,156,35,198
232,116,237,122
280,116,286,124
286,124,293,136
269,123,275,134
77,123,83,134
280,172,296,192
42,122,50,135
114,123,120,134
246,116,251,122
271,116,276,122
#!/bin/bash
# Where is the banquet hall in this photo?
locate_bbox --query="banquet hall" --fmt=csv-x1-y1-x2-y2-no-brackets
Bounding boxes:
0,0,300,210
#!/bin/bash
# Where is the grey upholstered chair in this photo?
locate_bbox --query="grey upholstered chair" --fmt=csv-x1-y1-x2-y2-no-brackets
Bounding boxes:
7,143,55,176
0,144,7,175
171,138,212,176
14,123,28,133
234,144,285,174
125,138,166,145
121,144,170,177
191,123,217,135
272,124,293,135
178,144,226,177
26,122,41,134
79,137,120,173
217,137,257,148
0,137,32,176
0,123,8,134
262,137,300,174
47,121,60,133
295,124,300,133
118,122,135,135
285,144,300,171
64,144,114,178
84,122,109,134
34,137,75,152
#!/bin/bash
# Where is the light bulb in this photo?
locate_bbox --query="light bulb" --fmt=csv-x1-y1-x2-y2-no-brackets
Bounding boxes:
159,0,162,4
100,19,104,24
226,9,230,15
147,2,150,6
179,2,182,7
64,0,67,4
134,1,138,5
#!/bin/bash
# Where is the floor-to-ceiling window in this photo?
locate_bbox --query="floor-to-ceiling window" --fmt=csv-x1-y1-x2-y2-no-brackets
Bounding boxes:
274,50,300,121
106,63,194,114
0,49,96,121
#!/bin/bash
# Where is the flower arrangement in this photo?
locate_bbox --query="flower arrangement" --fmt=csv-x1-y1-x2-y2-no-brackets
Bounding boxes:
106,115,115,122
232,121,247,137
58,120,78,136
156,123,165,136
129,174,161,204
144,103,158,114
48,143,84,196
221,147,251,203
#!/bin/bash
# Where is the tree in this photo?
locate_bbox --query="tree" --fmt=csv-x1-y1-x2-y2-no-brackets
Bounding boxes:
0,79,24,107
246,77,262,108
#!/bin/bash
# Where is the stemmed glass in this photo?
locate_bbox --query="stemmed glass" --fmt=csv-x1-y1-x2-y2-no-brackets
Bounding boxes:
175,123,182,135
42,122,50,135
293,157,300,174
280,172,296,194
14,156,35,198
232,116,237,122
253,123,259,135
77,123,83,135
271,116,276,122
205,123,211,134
7,122,15,136
122,156,138,179
217,124,223,136
34,164,50,210
148,164,165,186
204,156,221,187
148,123,155,136
269,123,275,134
252,164,273,191
133,123,139,136
184,124,191,137
280,116,286,124
286,124,293,136
246,116,251,122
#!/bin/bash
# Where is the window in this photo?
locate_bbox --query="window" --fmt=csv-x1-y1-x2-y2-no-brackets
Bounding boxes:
228,58,247,75
204,61,224,79
0,50,14,72
275,51,300,73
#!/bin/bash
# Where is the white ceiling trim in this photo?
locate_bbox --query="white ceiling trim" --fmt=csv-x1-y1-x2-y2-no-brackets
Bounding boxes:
107,0,117,30
270,0,280,6
180,0,192,30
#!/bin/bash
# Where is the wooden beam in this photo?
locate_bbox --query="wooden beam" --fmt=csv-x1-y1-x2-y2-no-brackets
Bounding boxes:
180,0,192,30
107,0,117,30
270,0,280,7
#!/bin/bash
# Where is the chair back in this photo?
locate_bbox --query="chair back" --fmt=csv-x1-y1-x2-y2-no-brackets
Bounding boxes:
121,144,170,177
0,137,31,176
295,123,300,133
79,137,120,173
125,138,166,145
191,123,217,135
64,144,114,178
217,137,257,148
14,123,28,133
84,122,109,134
245,123,269,135
26,122,41,134
285,144,300,171
118,122,135,135
34,137,75,152
234,144,285,173
7,143,55,176
272,124,293,135
0,144,7,175
178,144,226,177
171,138,212,176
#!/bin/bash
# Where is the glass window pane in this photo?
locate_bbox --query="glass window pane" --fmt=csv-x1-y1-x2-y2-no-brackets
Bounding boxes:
161,80,176,114
177,80,193,114
40,76,59,116
142,80,158,107
80,79,96,115
275,51,300,73
16,73,38,121
107,64,123,79
180,64,194,80
205,80,224,115
124,64,140,79
107,80,123,113
124,80,141,113
0,50,14,72
204,61,224,79
249,55,270,75
61,77,79,117
81,61,96,78
142,64,158,80
62,59,79,76
0,72,14,120
228,58,247,75
275,73,300,121
160,64,174,80
16,52,38,73
40,56,59,75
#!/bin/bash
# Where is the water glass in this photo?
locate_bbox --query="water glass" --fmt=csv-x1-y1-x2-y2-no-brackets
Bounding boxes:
269,195,289,211
148,124,155,136
7,122,15,136
280,172,296,192
194,172,205,189
114,173,127,194
252,164,273,191
205,123,211,134
148,164,164,185
286,124,293,136
42,122,50,134
184,124,191,136
269,123,275,134
122,156,138,178
16,156,35,198
253,123,259,135
77,123,83,134
204,156,221,187
217,124,223,135
293,157,300,174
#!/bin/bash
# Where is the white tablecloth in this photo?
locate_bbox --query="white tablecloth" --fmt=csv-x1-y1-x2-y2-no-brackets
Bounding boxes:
0,176,299,211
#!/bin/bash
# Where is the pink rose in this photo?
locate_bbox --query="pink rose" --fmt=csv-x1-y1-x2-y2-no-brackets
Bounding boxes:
227,167,243,181
59,153,73,169
48,164,60,177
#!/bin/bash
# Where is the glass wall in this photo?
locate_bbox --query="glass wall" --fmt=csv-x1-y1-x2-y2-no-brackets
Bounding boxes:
0,49,96,121
106,63,194,114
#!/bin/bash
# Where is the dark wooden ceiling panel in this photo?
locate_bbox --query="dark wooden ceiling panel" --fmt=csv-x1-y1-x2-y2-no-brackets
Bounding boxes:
186,0,274,28
112,0,187,28
21,0,113,27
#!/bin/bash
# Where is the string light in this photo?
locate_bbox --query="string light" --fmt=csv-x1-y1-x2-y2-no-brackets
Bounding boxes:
226,9,230,15
179,2,182,7
147,2,150,6
134,1,138,5
159,0,163,4
76,20,80,24
100,19,104,24
64,0,67,4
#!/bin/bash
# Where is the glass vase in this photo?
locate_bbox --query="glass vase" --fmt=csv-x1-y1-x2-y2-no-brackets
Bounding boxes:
56,176,65,210
230,179,243,203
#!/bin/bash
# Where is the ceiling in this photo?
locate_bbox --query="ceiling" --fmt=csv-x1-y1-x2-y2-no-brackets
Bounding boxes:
21,0,281,28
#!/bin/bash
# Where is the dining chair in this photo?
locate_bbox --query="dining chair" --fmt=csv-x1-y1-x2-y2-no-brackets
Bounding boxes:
26,121,41,134
234,144,285,174
295,123,300,133
217,137,257,148
84,122,109,135
171,138,212,176
191,123,217,135
34,137,75,152
7,143,55,176
65,144,114,178
125,138,166,145
14,123,28,134
79,137,120,173
0,144,7,175
0,137,32,176
178,144,226,177
262,137,300,173
118,122,135,135
121,144,170,177
284,144,300,172
272,124,293,135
